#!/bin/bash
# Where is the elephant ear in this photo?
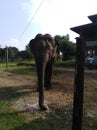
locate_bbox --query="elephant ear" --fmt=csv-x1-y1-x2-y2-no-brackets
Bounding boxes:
52,39,59,58
35,33,43,39
29,39,36,56
44,34,55,46
54,39,59,52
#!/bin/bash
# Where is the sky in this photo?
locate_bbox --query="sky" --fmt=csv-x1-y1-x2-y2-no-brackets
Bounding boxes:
0,0,97,50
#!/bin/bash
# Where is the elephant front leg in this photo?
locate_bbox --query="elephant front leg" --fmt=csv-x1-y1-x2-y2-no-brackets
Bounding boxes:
45,60,53,90
36,61,48,110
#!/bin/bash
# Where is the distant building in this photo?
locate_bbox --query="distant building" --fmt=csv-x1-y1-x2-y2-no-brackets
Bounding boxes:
70,14,97,62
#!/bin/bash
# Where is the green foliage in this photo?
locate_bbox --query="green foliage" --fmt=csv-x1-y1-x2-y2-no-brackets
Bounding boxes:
0,46,33,62
0,48,5,60
17,51,33,61
54,35,75,60
8,47,19,61
0,47,19,61
55,35,75,52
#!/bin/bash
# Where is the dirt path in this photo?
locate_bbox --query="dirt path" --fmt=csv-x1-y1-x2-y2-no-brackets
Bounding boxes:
0,70,73,113
0,69,97,117
0,70,36,87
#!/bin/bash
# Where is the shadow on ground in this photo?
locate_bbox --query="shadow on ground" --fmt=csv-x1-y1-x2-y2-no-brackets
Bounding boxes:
0,85,37,100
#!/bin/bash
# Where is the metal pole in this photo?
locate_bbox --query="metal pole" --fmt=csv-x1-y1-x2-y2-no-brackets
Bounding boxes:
72,37,85,130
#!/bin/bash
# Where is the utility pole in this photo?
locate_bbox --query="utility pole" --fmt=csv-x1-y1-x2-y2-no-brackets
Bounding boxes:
6,46,8,69
72,37,85,130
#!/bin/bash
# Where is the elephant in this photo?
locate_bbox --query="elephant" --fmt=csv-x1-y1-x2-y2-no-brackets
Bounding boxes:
29,33,59,110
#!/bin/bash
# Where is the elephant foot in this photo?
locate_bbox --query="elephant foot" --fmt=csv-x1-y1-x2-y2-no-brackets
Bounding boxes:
45,83,52,90
36,87,39,92
45,87,52,90
39,104,48,111
45,85,52,90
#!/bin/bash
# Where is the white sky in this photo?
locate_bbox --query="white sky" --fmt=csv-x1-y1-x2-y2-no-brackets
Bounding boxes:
0,0,97,50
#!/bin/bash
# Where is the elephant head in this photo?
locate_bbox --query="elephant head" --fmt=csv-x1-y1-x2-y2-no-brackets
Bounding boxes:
29,33,58,110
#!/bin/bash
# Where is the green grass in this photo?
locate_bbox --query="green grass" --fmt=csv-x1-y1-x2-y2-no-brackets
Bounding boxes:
0,60,75,75
82,113,97,129
0,62,8,70
0,99,97,130
55,60,75,68
8,66,36,75
0,99,72,130
0,100,25,130
0,62,18,71
0,61,36,75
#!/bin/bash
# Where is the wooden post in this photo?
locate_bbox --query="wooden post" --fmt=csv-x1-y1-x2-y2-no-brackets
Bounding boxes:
72,37,85,130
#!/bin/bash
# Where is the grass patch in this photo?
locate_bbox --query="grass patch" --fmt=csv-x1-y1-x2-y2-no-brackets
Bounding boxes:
0,62,19,71
0,99,97,130
17,61,35,67
0,61,36,75
14,109,72,130
8,66,36,75
55,60,75,68
0,100,25,130
82,113,97,129
0,60,75,75
0,99,73,130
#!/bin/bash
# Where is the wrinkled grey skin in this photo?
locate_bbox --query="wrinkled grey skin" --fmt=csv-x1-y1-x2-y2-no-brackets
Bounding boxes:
29,34,58,110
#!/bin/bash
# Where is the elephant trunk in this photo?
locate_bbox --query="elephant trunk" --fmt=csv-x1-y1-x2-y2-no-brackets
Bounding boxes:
36,58,48,110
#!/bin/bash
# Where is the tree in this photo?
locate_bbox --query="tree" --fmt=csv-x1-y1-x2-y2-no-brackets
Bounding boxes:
25,44,33,61
17,50,33,61
0,48,5,60
54,35,75,60
7,47,19,61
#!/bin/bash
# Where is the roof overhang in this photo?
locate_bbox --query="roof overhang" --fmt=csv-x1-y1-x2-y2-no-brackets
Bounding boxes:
70,23,97,34
88,14,97,23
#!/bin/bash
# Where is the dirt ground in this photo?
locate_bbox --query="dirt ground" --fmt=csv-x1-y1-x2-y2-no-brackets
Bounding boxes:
0,69,97,117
